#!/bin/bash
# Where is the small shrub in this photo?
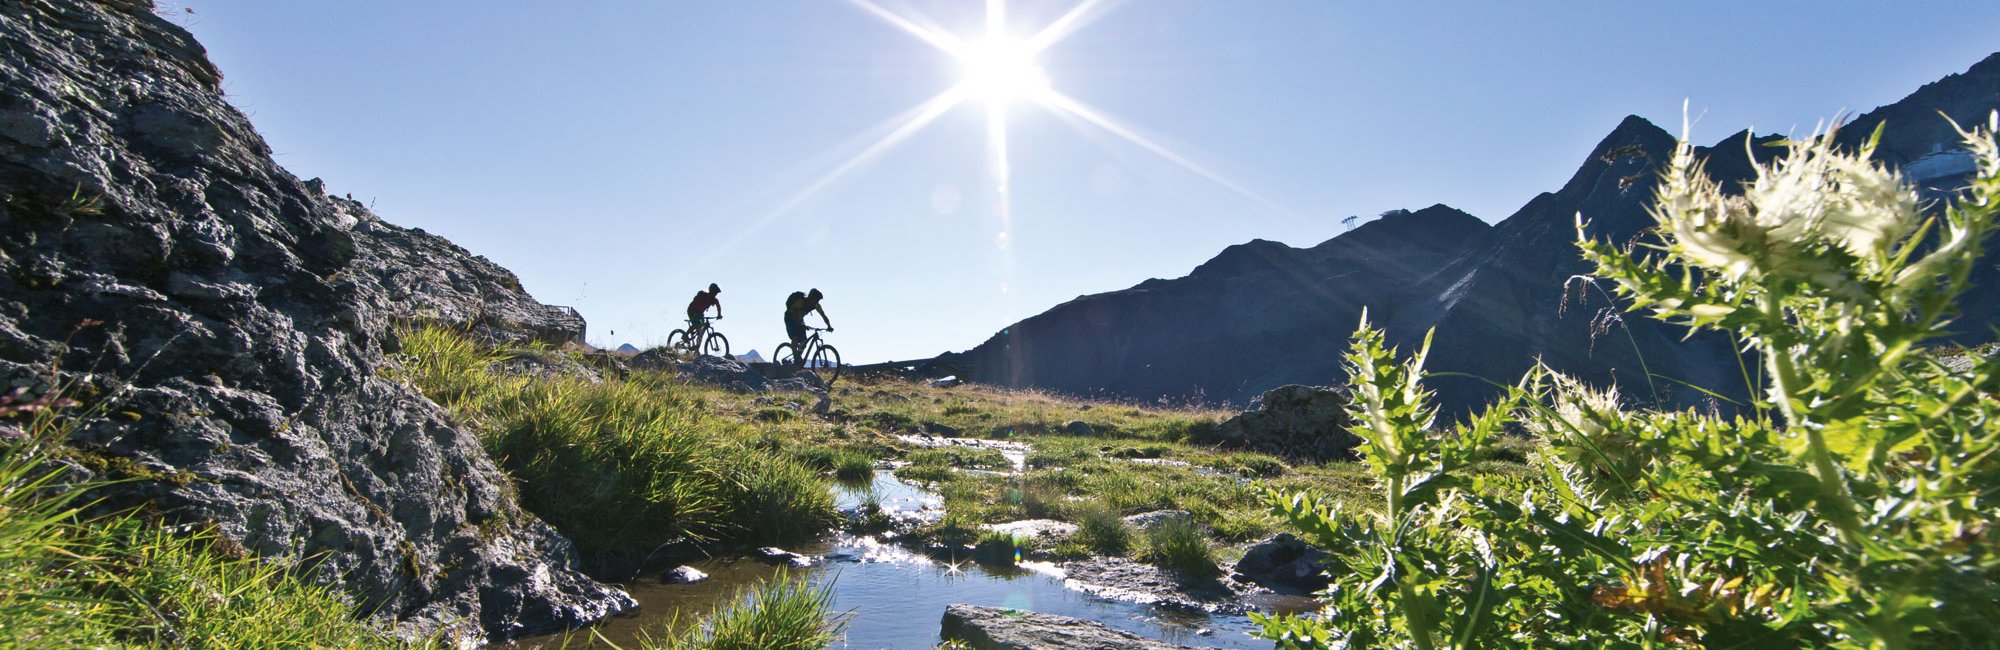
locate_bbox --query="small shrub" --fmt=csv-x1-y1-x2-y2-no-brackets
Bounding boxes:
657,570,845,650
1256,117,2000,648
725,453,839,545
1141,517,1218,578
831,452,874,483
974,531,1028,566
1071,505,1132,557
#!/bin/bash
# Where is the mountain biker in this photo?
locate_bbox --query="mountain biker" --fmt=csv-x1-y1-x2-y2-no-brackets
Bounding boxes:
686,283,722,335
784,288,830,362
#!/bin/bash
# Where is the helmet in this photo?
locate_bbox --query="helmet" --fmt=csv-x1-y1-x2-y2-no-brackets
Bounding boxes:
808,288,823,300
708,283,720,294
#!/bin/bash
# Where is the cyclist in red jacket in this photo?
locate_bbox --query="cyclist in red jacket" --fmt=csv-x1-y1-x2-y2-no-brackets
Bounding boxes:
686,283,722,336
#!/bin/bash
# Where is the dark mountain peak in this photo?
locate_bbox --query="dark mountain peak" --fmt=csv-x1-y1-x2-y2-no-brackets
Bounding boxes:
1371,203,1486,233
1490,115,1677,246
1321,203,1490,256
1697,129,1787,184
1189,238,1305,278
1594,115,1678,161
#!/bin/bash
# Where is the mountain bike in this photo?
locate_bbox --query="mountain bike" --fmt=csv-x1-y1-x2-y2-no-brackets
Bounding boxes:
666,316,731,358
773,326,842,385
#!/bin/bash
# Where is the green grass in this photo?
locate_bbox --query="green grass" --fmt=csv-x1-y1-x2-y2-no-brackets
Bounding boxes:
824,376,1521,565
0,405,420,648
831,452,874,483
394,326,838,560
652,570,846,650
1140,517,1219,578
724,452,840,545
1071,505,1133,557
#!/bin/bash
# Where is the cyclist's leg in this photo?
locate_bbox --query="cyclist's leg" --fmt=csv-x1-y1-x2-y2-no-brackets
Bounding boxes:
785,319,807,362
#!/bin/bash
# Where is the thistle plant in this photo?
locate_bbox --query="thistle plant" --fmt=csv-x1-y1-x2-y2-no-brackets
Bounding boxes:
1257,113,2000,649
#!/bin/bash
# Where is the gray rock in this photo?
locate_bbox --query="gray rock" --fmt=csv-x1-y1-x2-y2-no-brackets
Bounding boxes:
0,1,626,642
939,604,1194,650
1121,510,1193,532
1063,420,1094,436
753,547,814,568
983,519,1078,542
1232,533,1331,593
1060,557,1247,613
634,349,827,398
1195,385,1360,462
661,566,708,584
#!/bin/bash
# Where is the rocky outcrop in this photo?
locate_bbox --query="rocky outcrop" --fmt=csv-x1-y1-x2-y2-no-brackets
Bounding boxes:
1194,385,1358,461
949,52,2000,415
938,604,1195,650
1232,533,1331,594
0,1,629,642
630,348,825,394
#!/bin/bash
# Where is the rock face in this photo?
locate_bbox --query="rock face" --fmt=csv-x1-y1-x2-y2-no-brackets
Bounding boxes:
938,604,1194,650
1232,533,1331,594
1195,385,1358,461
0,1,628,642
946,53,2000,414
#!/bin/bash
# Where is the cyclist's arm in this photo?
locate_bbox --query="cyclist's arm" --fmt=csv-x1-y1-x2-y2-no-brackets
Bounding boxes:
815,306,831,330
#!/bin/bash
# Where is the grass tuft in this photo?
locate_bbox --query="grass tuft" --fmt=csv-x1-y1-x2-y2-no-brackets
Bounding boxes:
1141,517,1219,578
655,570,845,650
1071,505,1133,557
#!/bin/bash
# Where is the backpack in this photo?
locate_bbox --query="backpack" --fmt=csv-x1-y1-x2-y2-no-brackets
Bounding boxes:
785,291,807,315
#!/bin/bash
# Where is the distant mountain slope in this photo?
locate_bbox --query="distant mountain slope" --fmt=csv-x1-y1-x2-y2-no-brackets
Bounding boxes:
947,52,2000,412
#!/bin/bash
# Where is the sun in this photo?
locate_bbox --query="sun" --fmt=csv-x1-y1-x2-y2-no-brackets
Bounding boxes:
957,36,1049,106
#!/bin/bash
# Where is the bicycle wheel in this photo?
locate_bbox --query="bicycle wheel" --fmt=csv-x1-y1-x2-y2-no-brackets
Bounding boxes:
772,343,797,368
665,329,689,353
809,343,842,385
703,332,731,358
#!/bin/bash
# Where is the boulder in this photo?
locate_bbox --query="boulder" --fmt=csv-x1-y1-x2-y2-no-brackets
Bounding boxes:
938,604,1194,650
1232,533,1331,593
1194,385,1360,462
1064,420,1095,436
1121,510,1193,532
660,566,708,584
0,1,628,642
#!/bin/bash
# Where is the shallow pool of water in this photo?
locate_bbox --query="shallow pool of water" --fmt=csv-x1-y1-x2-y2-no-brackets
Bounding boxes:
511,471,1286,648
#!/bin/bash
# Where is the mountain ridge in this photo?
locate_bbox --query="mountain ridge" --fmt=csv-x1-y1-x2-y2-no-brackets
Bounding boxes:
948,52,2000,412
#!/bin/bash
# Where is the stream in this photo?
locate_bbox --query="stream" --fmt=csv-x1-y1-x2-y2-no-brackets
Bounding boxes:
514,468,1294,649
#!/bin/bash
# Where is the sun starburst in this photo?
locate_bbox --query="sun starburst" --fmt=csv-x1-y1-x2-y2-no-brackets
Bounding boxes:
679,0,1291,284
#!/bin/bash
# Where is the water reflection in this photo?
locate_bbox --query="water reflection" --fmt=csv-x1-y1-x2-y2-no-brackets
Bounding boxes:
511,470,1277,649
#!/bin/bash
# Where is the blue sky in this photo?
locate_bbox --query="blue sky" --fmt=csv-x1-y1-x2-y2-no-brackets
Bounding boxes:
173,1,2000,362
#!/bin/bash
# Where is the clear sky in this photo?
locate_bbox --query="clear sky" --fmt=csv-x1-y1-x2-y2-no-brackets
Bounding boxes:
171,1,2000,363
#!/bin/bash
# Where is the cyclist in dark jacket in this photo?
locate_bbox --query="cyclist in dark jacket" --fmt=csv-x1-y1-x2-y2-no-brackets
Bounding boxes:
783,288,830,361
